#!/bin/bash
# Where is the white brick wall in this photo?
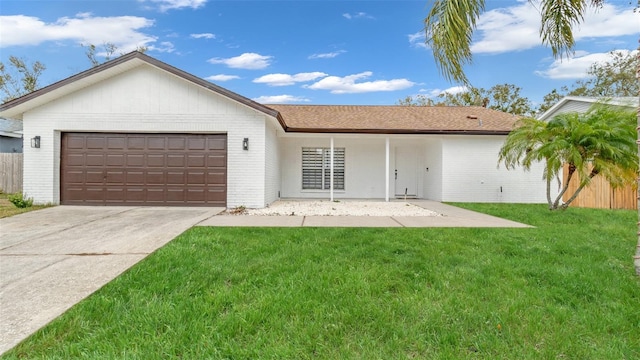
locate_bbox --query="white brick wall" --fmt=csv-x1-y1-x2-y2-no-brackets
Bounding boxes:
264,120,281,205
22,64,270,208
440,136,552,203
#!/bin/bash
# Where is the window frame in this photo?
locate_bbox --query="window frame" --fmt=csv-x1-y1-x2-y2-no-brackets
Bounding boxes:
301,147,345,190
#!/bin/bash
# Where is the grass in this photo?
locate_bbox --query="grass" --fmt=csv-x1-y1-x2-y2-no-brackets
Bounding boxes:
3,204,640,359
0,192,51,218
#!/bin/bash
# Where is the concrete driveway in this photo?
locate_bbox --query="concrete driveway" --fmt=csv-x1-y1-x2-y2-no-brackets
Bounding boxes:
0,206,222,355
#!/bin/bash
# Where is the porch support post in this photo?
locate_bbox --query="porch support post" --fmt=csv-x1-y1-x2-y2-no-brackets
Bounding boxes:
385,137,390,202
330,136,334,202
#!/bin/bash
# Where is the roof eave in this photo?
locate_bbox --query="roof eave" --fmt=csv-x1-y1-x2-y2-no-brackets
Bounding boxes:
284,128,511,135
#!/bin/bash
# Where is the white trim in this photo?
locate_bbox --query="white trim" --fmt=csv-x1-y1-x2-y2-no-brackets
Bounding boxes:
385,137,389,202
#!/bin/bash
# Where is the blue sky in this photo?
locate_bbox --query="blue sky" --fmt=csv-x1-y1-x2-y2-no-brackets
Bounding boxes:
1,0,638,107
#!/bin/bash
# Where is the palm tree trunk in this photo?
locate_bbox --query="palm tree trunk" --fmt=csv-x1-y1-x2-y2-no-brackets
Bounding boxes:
553,165,576,209
546,176,553,210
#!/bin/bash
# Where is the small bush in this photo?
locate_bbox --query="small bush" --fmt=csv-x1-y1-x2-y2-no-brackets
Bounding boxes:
8,193,33,208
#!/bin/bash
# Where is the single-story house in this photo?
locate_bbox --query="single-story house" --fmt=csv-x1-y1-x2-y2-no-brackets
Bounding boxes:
0,51,550,208
0,118,23,153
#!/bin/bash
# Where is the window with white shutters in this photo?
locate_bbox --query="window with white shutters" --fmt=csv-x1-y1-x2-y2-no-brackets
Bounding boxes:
302,147,345,190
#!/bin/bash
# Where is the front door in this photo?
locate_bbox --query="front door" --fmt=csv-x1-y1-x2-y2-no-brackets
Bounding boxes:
395,146,418,197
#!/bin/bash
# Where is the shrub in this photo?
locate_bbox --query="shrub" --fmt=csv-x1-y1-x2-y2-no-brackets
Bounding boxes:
8,193,33,208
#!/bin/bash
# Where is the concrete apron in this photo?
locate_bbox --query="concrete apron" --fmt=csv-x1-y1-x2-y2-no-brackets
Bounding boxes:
0,206,222,355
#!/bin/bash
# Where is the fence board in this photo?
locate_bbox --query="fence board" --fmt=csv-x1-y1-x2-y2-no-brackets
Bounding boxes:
0,153,23,194
562,163,636,210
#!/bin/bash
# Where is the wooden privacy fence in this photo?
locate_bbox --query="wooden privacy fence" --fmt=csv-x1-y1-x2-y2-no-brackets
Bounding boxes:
0,153,23,194
562,164,636,210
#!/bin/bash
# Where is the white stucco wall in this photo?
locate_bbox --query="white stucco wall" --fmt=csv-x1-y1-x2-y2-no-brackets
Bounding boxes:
22,64,270,208
440,136,551,203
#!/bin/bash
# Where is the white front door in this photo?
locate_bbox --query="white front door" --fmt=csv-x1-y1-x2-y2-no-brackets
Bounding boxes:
395,146,418,197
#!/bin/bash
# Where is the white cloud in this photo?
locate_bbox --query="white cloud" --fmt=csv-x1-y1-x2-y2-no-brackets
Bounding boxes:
253,95,311,103
342,12,375,20
535,49,637,79
471,2,639,54
208,52,273,69
308,50,346,59
253,72,328,86
419,85,468,98
138,0,207,12
0,14,156,51
408,31,427,49
306,71,414,94
190,33,215,39
148,41,175,53
206,74,240,82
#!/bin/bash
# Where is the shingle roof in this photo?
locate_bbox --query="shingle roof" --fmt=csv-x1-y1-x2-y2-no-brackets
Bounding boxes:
268,104,519,134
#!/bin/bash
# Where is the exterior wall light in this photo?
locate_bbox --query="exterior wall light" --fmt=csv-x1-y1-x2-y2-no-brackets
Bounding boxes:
243,137,249,150
31,136,41,148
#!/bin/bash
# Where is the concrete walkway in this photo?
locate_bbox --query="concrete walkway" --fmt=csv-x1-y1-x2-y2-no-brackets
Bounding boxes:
0,206,223,355
198,200,532,228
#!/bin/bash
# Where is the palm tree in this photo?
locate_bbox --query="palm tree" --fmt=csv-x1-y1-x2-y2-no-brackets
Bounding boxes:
499,106,636,210
423,0,640,275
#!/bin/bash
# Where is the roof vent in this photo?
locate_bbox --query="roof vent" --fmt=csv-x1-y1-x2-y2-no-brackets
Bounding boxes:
467,115,478,119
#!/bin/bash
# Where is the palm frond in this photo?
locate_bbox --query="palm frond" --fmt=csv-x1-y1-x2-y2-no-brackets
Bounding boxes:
424,0,485,84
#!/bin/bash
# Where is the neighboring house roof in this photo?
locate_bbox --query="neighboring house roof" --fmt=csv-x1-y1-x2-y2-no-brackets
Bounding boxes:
0,51,518,135
538,96,639,121
0,118,23,138
267,104,518,134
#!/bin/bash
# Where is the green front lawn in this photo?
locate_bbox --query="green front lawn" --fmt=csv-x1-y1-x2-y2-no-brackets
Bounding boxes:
4,204,639,359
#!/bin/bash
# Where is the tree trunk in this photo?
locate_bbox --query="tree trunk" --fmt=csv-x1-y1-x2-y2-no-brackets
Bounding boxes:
546,173,553,210
553,165,576,209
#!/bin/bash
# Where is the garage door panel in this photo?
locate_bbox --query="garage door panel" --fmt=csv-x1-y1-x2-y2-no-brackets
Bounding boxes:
146,171,165,184
187,171,205,185
147,154,165,167
106,170,125,184
166,189,186,202
107,137,126,149
66,136,86,149
208,138,226,150
106,154,125,166
128,137,146,150
61,133,227,206
207,172,226,184
207,154,226,167
187,154,205,167
85,154,105,166
126,171,145,184
188,138,206,150
86,137,106,149
167,171,185,184
167,154,186,167
147,137,165,150
126,154,144,166
85,170,105,184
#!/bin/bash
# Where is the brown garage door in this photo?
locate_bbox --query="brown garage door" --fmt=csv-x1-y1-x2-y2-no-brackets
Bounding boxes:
61,133,227,206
